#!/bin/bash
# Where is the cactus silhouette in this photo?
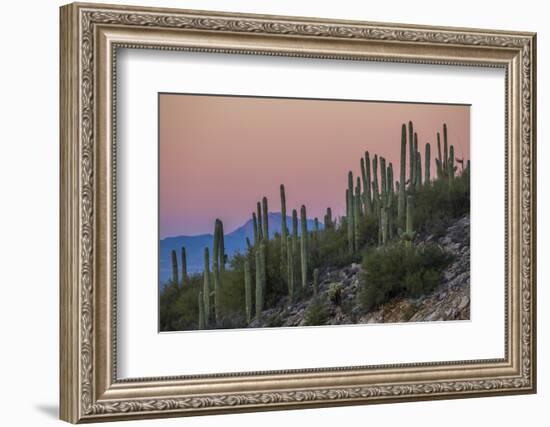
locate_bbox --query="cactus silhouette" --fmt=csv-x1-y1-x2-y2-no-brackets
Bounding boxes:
398,124,407,229
171,249,178,287
255,249,263,320
180,247,187,287
198,291,205,330
262,196,269,240
425,142,431,185
252,212,259,245
300,205,308,288
364,151,372,214
292,208,298,253
286,235,295,302
347,171,354,253
256,201,263,241
244,260,252,323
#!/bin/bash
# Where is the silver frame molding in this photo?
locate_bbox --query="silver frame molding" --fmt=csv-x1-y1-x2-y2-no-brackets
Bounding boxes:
60,2,537,423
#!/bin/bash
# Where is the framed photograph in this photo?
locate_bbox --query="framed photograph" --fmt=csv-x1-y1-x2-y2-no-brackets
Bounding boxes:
60,2,537,423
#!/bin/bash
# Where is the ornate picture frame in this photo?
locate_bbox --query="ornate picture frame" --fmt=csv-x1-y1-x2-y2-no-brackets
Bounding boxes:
60,2,536,423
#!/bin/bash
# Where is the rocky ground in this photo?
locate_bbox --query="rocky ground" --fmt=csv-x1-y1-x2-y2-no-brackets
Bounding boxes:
249,214,470,328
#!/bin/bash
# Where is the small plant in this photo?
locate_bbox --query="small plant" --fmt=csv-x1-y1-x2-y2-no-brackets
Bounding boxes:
327,283,343,305
304,298,329,326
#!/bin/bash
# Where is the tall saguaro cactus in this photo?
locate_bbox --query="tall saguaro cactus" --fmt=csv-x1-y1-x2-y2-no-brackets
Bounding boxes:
252,212,259,245
448,145,455,187
300,205,308,288
180,247,187,287
398,123,406,229
292,208,298,253
372,155,379,214
286,235,295,302
365,151,372,214
354,180,361,251
198,291,205,330
324,207,333,230
259,241,266,304
347,171,354,253
171,250,178,287
212,220,221,322
244,260,252,323
280,185,288,242
262,196,269,241
219,220,226,273
424,142,431,185
437,132,443,178
203,247,211,326
415,151,422,191
255,249,263,320
408,121,415,190
256,202,263,241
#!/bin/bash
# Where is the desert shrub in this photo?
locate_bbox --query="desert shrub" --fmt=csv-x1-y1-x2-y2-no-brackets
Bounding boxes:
414,172,470,235
304,297,330,326
159,274,202,331
328,283,343,305
359,242,452,311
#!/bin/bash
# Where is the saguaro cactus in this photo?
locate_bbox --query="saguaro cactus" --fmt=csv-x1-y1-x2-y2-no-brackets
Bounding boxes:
448,145,455,186
252,212,259,245
244,260,252,323
212,220,221,322
180,247,187,287
324,207,333,230
380,206,388,245
280,185,288,242
424,142,431,185
262,196,269,240
380,157,387,199
398,123,406,229
300,205,308,288
260,241,267,303
364,151,372,214
292,208,298,253
354,181,361,251
255,249,263,320
443,123,448,172
408,121,415,190
286,235,295,302
415,151,422,191
171,249,178,286
203,247,211,325
436,132,443,178
372,155,379,213
219,220,225,273
256,202,263,241
347,171,354,253
198,291,205,330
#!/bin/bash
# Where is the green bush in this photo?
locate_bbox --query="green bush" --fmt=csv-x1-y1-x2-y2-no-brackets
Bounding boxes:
359,242,452,311
304,297,330,326
414,171,470,235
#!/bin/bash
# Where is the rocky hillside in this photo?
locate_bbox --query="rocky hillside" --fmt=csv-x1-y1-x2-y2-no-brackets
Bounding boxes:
249,214,470,328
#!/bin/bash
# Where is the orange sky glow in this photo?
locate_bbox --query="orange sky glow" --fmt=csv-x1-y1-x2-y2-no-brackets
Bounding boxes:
160,94,470,238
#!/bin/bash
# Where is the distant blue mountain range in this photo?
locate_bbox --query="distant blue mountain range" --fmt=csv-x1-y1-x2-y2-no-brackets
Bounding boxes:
159,213,321,288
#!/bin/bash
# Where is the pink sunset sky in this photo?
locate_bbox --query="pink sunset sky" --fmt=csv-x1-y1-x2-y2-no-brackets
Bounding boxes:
160,94,470,238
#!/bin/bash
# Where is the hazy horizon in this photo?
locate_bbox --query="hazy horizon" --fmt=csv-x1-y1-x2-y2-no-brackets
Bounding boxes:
160,94,470,239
